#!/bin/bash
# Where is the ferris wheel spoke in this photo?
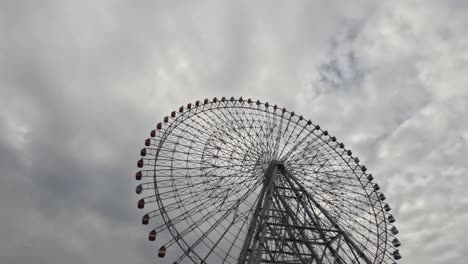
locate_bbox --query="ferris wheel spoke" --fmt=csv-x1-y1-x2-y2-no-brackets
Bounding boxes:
174,200,247,263
275,114,294,158
281,125,318,161
256,107,277,153
202,106,269,156
278,117,303,159
251,106,280,154
170,113,265,163
200,214,240,263
223,107,271,156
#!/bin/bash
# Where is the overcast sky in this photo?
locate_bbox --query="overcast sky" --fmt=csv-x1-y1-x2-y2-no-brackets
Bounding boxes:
1,1,468,263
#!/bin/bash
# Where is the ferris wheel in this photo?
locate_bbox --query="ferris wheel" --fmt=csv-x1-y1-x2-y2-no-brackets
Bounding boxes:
134,97,402,264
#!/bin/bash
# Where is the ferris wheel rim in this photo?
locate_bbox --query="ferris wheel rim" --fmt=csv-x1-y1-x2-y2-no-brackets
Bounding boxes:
135,96,401,264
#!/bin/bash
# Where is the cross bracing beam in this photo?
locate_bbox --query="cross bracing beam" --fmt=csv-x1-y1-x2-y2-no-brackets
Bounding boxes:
280,166,374,264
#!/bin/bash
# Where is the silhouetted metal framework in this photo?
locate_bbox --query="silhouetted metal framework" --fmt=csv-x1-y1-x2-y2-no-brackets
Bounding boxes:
134,97,402,264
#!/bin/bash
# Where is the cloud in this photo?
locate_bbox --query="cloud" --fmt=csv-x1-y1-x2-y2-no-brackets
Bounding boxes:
1,0,467,263
301,1,468,263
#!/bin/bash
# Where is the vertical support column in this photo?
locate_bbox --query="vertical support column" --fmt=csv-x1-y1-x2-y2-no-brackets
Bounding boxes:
238,162,278,264
247,165,278,264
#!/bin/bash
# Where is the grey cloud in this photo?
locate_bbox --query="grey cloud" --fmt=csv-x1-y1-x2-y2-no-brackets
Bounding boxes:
1,0,467,264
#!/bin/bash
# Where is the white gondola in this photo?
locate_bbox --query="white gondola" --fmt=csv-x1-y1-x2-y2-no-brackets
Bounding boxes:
379,193,386,201
383,203,391,212
136,184,143,194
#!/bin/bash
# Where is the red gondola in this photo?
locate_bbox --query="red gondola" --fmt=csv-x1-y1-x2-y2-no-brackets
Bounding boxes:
157,123,162,130
149,230,156,241
140,148,146,156
150,130,156,137
135,171,142,180
145,138,151,146
195,100,200,107
142,214,149,225
137,199,145,209
158,246,166,258
179,106,184,113
137,159,144,168
171,111,176,118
